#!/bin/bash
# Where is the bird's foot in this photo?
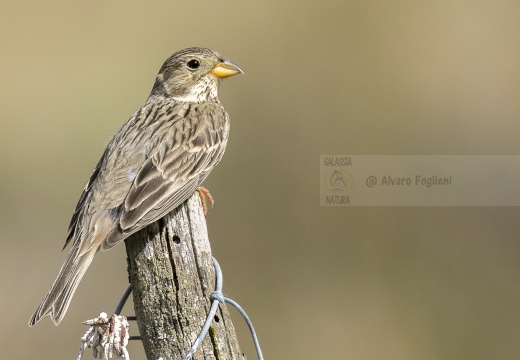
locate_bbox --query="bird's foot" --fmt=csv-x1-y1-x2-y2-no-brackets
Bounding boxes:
197,186,214,216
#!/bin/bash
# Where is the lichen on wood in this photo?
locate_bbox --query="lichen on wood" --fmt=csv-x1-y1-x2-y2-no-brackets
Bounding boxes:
125,193,241,360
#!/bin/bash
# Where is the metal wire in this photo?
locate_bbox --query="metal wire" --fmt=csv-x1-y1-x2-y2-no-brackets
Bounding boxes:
223,296,264,360
104,256,264,360
114,284,133,316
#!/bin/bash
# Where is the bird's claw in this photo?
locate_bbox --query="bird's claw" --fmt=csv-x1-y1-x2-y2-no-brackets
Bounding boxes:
197,187,214,216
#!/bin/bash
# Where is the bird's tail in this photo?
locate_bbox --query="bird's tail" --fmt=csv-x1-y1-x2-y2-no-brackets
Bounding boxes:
29,245,96,326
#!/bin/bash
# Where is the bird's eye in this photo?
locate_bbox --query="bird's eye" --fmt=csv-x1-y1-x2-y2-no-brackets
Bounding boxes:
187,59,200,69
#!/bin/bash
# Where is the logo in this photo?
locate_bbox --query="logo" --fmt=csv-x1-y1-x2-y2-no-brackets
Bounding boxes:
322,169,353,194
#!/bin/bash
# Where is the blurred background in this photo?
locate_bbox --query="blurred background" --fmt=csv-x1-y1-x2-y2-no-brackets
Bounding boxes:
2,0,520,359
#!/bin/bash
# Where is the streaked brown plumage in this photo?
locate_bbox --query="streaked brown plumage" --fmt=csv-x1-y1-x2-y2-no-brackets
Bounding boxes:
29,47,242,326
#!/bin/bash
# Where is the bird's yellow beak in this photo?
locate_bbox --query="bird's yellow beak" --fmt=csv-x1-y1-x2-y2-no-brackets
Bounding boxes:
210,59,243,78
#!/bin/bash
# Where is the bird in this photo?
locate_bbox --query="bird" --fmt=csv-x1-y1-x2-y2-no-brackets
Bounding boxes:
29,47,243,326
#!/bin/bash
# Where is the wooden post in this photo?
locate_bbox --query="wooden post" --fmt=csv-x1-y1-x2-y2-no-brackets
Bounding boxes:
124,193,242,360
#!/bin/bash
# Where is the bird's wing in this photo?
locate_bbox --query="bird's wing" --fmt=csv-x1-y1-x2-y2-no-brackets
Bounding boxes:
63,148,108,250
101,105,227,250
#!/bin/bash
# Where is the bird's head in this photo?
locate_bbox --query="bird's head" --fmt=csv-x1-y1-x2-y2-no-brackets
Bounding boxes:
151,47,243,103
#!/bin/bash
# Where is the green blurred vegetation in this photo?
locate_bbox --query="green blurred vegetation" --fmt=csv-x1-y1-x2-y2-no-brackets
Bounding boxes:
2,0,520,359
